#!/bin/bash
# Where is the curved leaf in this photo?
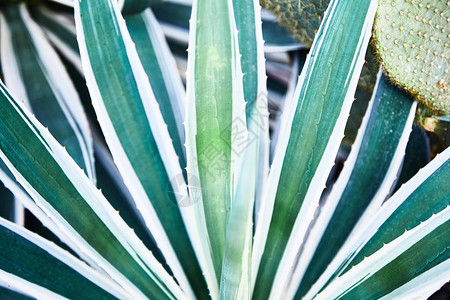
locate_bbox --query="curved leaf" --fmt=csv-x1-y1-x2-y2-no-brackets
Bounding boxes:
291,72,417,299
0,218,130,299
0,81,183,299
0,5,95,182
304,147,450,298
186,0,248,295
126,9,186,170
317,207,450,299
74,0,207,298
252,1,378,298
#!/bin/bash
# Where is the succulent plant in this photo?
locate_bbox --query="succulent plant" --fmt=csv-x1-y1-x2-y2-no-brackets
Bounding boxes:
259,0,329,47
259,0,381,147
372,0,449,115
262,0,449,118
0,0,448,300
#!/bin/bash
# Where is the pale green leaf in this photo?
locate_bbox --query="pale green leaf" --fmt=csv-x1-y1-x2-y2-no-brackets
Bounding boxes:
186,0,248,295
219,0,268,298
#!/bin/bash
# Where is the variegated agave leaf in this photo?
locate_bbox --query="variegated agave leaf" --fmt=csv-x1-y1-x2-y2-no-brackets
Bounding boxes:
0,0,447,299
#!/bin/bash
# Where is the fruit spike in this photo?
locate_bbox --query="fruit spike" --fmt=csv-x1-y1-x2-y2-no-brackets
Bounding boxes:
260,0,330,47
373,0,449,115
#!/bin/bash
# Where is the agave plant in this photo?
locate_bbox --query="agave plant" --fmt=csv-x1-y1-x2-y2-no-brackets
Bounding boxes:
0,0,448,299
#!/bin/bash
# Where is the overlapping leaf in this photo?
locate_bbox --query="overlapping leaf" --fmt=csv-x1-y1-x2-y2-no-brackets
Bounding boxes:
252,1,378,298
290,72,417,299
0,81,183,299
74,0,208,297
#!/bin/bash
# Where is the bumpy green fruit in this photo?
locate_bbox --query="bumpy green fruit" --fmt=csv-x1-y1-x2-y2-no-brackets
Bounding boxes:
373,0,449,114
260,0,330,46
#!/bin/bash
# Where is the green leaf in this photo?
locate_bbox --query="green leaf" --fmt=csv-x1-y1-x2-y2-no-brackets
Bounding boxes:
233,0,268,124
0,217,129,299
186,0,248,295
34,6,188,172
339,221,449,300
252,0,378,298
74,0,208,298
343,149,450,275
219,0,268,298
0,159,99,267
291,72,417,299
0,81,183,299
93,141,169,272
126,10,186,170
0,5,95,181
304,147,450,298
317,205,450,299
30,7,81,72
376,259,450,299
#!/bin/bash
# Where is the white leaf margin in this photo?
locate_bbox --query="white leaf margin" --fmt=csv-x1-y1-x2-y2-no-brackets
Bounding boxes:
251,1,378,297
0,270,66,300
0,166,103,272
0,6,95,182
0,217,132,300
0,82,185,300
36,7,83,74
304,146,450,299
74,0,195,297
140,9,186,158
316,206,450,299
284,69,417,299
